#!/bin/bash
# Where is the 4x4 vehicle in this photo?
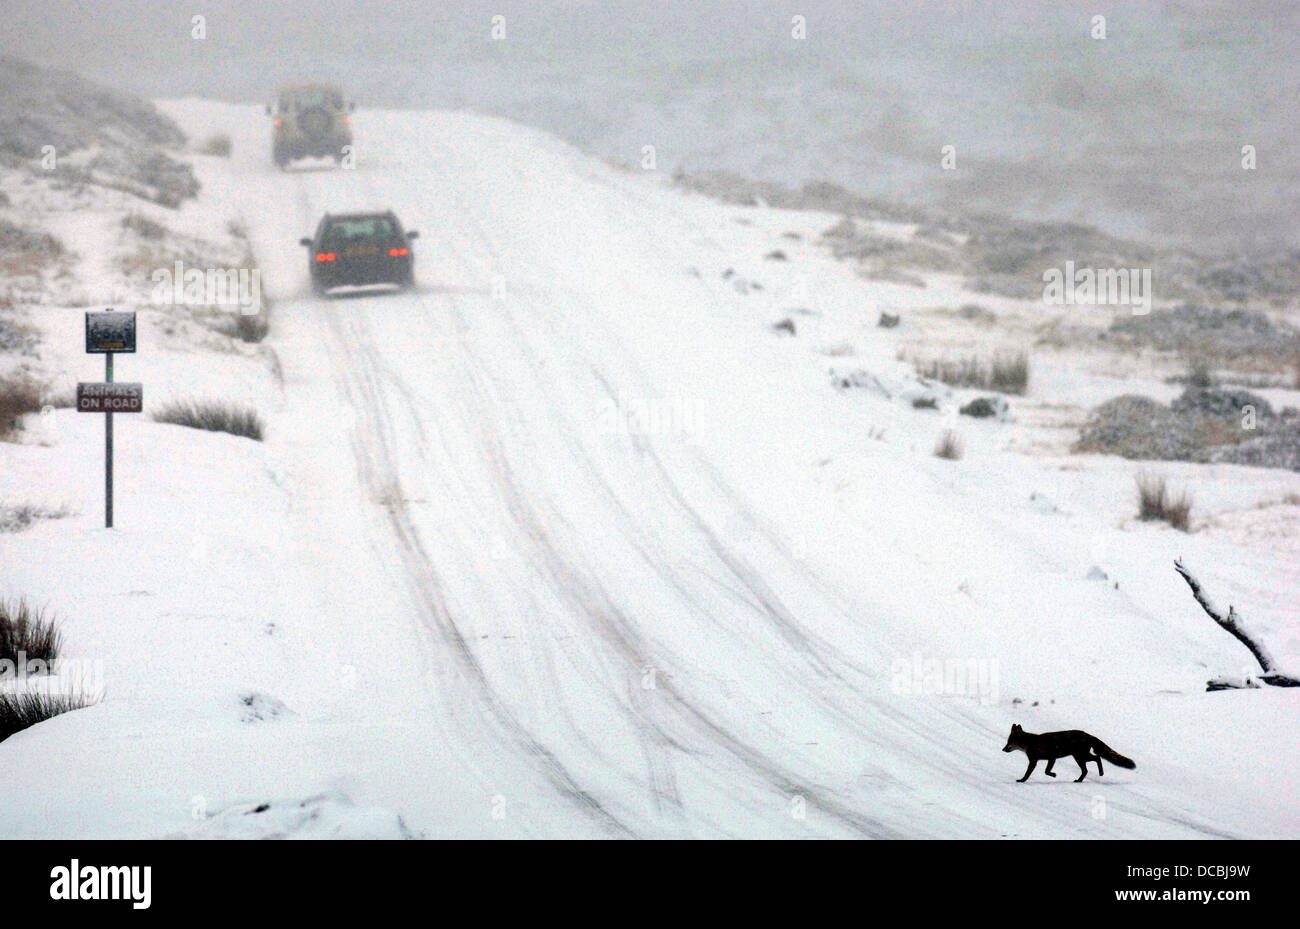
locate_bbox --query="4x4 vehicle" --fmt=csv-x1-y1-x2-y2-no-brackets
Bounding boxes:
300,211,419,295
268,82,354,168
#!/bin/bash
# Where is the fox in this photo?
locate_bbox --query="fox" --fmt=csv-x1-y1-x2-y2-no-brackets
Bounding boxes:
1002,724,1136,782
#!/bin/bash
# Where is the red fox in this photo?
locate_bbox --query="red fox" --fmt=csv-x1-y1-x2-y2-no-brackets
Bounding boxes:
1002,724,1136,782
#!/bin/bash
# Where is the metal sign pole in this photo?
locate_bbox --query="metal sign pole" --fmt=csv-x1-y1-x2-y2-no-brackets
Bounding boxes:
105,350,113,528
83,309,138,529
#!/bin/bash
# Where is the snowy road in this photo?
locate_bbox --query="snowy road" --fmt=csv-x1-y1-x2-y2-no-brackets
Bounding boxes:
117,101,1299,838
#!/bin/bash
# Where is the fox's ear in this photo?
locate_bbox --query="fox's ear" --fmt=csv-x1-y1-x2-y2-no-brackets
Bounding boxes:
1012,723,1021,731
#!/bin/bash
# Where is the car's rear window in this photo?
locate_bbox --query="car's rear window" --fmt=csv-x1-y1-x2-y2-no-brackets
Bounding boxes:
283,89,342,110
322,218,397,244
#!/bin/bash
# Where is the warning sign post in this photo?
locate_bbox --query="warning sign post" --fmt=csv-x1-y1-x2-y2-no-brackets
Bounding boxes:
80,310,142,527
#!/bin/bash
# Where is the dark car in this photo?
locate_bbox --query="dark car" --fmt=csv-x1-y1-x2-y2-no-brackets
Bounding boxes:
300,211,418,295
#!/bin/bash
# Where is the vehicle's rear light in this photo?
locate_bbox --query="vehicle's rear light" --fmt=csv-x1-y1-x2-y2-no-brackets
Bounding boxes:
389,248,408,257
274,118,282,126
315,252,336,262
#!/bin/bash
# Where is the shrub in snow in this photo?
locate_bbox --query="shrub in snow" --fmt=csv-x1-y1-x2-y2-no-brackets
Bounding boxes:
0,219,64,265
237,312,269,344
153,399,265,441
1076,395,1195,461
1109,305,1300,363
0,371,45,439
90,148,200,207
199,133,232,158
1135,472,1193,531
0,692,93,745
1199,426,1300,472
0,503,72,533
1171,386,1274,422
240,691,290,723
1077,391,1298,471
0,597,62,666
958,303,996,324
959,396,1008,419
121,212,165,240
1184,356,1215,388
0,317,24,352
934,429,964,460
822,216,857,239
910,351,1028,396
830,368,892,397
987,352,1029,395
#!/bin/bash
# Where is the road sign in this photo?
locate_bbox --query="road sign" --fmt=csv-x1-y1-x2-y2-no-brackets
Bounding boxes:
85,311,136,353
76,382,143,413
82,312,141,528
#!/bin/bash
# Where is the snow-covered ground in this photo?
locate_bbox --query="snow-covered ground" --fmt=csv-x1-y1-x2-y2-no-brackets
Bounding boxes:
1,100,1297,838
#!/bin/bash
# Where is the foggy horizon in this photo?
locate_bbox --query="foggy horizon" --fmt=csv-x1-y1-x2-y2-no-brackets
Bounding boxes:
3,0,1296,255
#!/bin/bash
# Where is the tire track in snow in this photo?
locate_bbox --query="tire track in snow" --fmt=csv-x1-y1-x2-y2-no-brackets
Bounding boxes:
277,156,637,837
423,290,907,838
367,141,700,832
405,174,905,835
319,306,635,838
385,139,1015,836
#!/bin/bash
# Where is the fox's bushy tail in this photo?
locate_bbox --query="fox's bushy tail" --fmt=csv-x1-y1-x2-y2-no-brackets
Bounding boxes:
1093,739,1136,769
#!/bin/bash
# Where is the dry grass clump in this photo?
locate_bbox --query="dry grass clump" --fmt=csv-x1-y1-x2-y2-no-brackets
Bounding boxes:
153,398,265,441
1135,471,1193,531
911,351,1029,395
934,429,964,460
0,596,62,665
0,371,45,439
0,692,95,744
199,133,232,157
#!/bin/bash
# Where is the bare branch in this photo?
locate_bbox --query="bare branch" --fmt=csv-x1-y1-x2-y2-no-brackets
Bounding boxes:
1173,559,1299,687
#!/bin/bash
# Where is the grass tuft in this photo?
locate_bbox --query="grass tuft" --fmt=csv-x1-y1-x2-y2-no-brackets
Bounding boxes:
153,398,265,441
1136,471,1193,531
911,351,1029,395
0,691,95,744
0,503,73,533
0,372,45,440
1186,356,1215,388
199,133,233,158
121,212,165,240
934,429,964,460
236,309,269,344
0,597,62,665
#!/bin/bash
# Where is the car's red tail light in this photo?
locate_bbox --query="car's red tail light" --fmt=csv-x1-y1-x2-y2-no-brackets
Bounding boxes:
274,118,282,126
315,252,336,262
389,248,408,257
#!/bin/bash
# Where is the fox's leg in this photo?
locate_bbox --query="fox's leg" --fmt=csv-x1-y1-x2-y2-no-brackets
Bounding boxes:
1018,758,1038,782
1043,758,1057,777
1094,754,1105,777
1073,754,1089,782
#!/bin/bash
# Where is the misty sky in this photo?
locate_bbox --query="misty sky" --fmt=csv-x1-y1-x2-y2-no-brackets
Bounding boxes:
2,0,1296,254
